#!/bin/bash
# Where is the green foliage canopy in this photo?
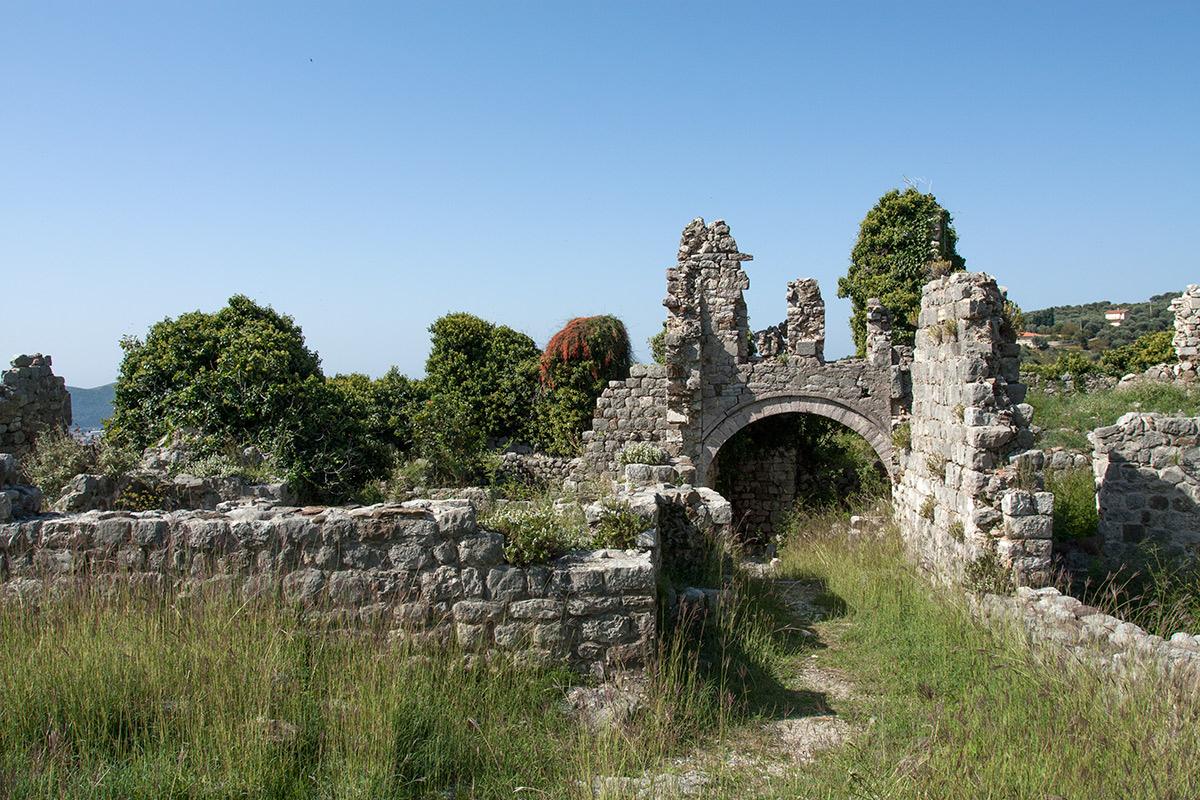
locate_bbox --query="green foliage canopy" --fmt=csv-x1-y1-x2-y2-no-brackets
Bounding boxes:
423,313,541,444
838,188,965,355
108,295,391,502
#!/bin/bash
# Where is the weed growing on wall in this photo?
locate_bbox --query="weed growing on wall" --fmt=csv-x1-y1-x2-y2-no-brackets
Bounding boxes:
617,441,665,468
592,500,649,550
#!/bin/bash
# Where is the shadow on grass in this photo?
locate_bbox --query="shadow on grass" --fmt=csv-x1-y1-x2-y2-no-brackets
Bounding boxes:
664,572,849,723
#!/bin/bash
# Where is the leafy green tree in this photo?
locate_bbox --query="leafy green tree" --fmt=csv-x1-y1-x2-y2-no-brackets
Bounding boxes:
536,315,632,456
108,295,392,502
423,313,541,443
329,368,427,455
108,295,322,450
838,188,966,355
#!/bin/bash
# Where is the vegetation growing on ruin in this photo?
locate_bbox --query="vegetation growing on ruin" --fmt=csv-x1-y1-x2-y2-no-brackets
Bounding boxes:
1026,381,1200,452
838,188,965,356
536,315,632,456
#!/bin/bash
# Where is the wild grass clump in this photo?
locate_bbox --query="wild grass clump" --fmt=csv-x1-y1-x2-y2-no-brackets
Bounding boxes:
1079,551,1200,639
20,430,138,499
1026,382,1200,451
1045,465,1099,540
0,579,744,799
773,506,1200,798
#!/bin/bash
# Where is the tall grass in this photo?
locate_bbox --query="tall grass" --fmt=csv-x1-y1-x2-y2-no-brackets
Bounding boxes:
772,508,1200,799
0,581,740,799
1026,382,1200,451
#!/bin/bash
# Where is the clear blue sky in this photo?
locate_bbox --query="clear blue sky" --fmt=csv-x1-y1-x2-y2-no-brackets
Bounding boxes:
3,1,1197,388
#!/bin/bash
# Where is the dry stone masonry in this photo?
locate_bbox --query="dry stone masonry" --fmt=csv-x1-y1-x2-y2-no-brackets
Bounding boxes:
972,585,1200,692
0,354,71,456
1171,285,1200,381
1092,413,1200,564
893,272,1052,586
0,500,657,679
581,219,903,490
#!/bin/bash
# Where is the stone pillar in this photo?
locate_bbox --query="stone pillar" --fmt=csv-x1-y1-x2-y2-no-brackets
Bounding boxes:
785,279,824,361
663,218,753,463
1171,284,1200,370
865,298,893,369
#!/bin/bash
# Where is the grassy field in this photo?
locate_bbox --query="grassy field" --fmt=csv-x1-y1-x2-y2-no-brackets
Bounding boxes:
1025,381,1200,451
3,508,1198,798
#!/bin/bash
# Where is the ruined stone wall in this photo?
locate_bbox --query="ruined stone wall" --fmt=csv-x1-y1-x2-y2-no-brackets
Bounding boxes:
1092,413,1200,564
972,585,1200,691
1171,285,1200,375
497,452,579,486
0,501,656,679
581,218,903,485
0,354,71,456
714,444,796,543
894,272,1052,586
581,365,676,480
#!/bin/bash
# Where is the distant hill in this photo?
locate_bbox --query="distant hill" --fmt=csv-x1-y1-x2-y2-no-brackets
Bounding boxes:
1023,291,1180,348
66,383,116,432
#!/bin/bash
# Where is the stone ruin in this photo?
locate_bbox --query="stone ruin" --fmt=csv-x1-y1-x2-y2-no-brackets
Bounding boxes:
4,222,1198,677
0,354,71,457
582,218,1047,584
1171,284,1200,381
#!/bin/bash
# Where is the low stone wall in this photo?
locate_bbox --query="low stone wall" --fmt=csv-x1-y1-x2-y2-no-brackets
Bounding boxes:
0,354,71,456
497,452,579,486
894,272,1052,586
1092,413,1200,564
972,586,1200,692
0,500,657,679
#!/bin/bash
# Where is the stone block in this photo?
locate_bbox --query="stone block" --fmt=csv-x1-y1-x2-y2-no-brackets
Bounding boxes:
1007,514,1053,540
453,599,504,623
581,614,630,644
282,568,325,603
486,565,528,601
509,598,563,620
420,566,463,601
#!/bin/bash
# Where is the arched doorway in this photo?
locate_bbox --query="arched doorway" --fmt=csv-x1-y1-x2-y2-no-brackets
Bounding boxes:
704,400,893,547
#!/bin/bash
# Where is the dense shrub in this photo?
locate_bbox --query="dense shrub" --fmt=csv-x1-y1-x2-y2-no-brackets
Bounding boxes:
483,502,588,566
412,393,488,486
536,315,632,456
1099,330,1176,376
107,295,322,452
423,313,541,444
107,296,392,503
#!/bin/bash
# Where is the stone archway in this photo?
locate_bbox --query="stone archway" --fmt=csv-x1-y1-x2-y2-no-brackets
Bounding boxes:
697,394,894,487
